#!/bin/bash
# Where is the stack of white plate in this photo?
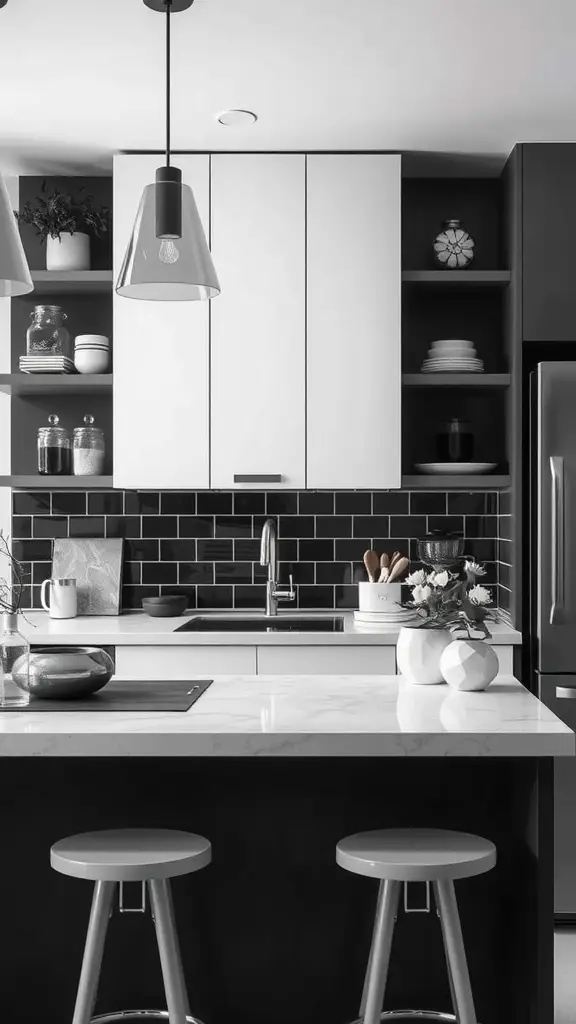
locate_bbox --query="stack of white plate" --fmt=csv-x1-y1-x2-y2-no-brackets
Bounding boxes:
421,339,483,373
354,608,419,626
20,355,76,374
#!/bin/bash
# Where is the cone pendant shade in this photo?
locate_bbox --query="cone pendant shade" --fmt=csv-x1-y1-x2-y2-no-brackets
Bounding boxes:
116,173,220,301
0,175,33,297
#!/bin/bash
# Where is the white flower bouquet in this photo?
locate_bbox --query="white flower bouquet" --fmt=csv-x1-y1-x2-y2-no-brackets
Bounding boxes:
406,560,493,637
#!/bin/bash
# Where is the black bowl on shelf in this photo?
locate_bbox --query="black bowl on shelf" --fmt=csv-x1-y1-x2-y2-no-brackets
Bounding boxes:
142,596,188,618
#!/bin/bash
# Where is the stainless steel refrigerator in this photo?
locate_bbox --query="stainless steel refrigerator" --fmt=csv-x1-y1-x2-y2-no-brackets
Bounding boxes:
535,361,576,917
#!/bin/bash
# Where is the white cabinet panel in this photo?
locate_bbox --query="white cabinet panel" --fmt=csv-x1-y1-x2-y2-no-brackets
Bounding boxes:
113,155,210,489
116,646,257,679
306,155,401,489
211,155,306,489
257,646,396,675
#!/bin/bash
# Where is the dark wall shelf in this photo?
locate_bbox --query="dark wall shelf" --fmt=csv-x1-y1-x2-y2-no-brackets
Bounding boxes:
402,270,511,285
402,474,511,490
30,271,113,294
402,374,511,387
4,476,114,489
0,374,112,396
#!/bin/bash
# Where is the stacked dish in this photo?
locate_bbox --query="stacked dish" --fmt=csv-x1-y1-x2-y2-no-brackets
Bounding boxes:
20,355,76,374
421,339,483,373
74,335,110,374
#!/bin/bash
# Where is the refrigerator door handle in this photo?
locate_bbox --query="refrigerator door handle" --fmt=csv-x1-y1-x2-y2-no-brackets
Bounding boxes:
551,455,566,625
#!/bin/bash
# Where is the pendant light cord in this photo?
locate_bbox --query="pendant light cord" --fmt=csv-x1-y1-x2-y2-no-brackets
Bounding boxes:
165,0,172,166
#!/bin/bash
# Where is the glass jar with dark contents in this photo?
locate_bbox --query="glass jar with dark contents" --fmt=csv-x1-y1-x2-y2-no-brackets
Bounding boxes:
37,414,71,475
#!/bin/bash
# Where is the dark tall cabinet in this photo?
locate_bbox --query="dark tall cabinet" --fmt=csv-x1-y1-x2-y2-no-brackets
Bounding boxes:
522,143,576,342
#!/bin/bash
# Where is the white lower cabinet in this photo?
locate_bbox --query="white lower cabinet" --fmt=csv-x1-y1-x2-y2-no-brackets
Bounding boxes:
257,646,396,675
115,646,257,679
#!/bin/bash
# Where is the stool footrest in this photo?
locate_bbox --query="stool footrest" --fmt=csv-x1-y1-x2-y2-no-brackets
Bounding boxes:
350,1012,457,1023
92,1012,203,1023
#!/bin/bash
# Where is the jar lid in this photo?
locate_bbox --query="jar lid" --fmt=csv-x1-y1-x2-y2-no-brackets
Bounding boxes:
38,413,70,439
31,304,66,317
73,413,104,438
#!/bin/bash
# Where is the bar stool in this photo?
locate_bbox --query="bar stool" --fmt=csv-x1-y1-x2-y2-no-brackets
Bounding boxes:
51,828,212,1024
336,828,496,1024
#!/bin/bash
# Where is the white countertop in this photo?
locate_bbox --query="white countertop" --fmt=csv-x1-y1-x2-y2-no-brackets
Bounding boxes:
0,674,570,758
19,611,522,647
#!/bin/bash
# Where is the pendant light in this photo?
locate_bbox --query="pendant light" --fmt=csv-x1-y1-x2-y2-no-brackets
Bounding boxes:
0,3,33,296
116,0,220,301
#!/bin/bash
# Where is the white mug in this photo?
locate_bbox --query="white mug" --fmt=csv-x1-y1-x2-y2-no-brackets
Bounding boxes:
41,578,77,619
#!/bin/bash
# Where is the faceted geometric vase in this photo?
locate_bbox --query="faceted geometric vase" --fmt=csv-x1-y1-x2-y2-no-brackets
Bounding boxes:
440,639,499,691
396,626,452,685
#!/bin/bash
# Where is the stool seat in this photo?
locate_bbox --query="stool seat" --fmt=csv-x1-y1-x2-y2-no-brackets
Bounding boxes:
51,828,212,881
336,828,496,881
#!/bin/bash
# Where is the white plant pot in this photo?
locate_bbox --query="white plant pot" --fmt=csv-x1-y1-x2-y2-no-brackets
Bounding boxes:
396,626,451,685
439,639,499,691
358,582,402,613
46,232,90,272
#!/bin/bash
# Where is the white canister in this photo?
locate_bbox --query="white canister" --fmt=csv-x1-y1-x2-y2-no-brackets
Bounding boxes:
358,582,402,613
46,232,90,272
396,625,451,685
41,578,77,619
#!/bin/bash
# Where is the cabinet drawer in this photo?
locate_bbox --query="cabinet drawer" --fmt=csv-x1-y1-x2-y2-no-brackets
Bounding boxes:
115,646,257,679
257,646,396,675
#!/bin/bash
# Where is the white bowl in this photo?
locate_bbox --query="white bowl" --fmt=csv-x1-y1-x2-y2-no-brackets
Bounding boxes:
74,349,110,374
75,334,110,348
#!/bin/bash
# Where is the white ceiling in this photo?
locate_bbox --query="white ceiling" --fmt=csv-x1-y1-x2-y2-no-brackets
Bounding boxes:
0,0,575,175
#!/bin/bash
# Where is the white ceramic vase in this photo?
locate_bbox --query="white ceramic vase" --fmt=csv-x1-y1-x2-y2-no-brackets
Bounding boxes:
46,232,90,271
396,626,451,685
439,639,499,692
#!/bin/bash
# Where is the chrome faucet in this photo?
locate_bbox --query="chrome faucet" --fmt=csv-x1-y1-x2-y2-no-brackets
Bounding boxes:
260,517,296,617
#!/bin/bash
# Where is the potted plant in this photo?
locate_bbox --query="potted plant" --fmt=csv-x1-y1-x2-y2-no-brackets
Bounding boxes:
397,560,496,686
16,181,110,272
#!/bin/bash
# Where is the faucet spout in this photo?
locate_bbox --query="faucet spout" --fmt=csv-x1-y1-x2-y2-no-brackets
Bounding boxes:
259,517,295,617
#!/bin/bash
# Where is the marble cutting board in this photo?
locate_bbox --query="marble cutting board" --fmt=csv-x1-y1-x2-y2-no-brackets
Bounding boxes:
52,538,124,615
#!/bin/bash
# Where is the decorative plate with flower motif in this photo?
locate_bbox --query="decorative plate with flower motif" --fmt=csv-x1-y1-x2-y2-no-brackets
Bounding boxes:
433,219,475,269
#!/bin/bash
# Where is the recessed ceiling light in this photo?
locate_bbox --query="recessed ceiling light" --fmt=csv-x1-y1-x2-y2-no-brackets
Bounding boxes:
217,109,258,127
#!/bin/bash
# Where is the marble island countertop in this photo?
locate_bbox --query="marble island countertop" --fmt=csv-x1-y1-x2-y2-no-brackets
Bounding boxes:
18,611,522,647
0,674,570,758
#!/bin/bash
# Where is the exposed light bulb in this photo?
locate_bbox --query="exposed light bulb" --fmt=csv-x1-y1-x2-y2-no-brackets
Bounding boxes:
159,238,180,264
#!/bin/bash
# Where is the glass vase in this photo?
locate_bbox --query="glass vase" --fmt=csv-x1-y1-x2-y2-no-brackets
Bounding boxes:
0,612,30,707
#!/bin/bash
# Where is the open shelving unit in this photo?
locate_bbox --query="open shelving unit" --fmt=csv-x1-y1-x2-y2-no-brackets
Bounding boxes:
401,175,511,488
7,175,114,489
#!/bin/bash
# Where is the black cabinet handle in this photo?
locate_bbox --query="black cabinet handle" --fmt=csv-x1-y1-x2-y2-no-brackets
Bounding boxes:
233,474,283,484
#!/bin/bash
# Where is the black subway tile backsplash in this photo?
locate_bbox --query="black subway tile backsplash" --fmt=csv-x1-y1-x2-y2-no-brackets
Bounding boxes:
13,488,510,613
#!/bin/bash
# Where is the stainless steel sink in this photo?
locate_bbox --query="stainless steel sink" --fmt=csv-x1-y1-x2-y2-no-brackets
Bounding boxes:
174,616,344,633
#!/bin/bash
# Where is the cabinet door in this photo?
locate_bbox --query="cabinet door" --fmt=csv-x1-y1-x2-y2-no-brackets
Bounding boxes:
115,645,257,679
523,144,576,341
113,155,210,488
210,155,306,489
307,155,401,489
257,645,396,675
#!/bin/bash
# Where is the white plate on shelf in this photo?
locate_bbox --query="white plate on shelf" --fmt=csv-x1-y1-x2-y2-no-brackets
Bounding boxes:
414,462,498,475
354,609,419,625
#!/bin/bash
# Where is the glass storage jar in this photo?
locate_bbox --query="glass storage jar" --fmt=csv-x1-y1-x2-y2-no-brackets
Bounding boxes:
0,613,30,708
26,305,71,357
37,414,71,475
73,414,105,476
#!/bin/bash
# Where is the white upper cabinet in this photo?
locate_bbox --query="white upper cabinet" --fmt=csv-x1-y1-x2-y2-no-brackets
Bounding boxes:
306,155,402,489
113,155,210,489
210,155,306,490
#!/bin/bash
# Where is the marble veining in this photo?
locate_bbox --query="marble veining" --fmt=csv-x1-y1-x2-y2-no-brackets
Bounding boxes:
0,674,570,758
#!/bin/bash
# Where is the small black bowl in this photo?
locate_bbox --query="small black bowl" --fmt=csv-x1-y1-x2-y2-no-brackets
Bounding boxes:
142,596,188,618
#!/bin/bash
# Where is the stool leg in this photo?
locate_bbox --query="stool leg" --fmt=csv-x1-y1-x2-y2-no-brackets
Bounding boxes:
435,879,478,1024
362,879,400,1024
72,880,116,1024
360,880,385,1016
149,878,191,1024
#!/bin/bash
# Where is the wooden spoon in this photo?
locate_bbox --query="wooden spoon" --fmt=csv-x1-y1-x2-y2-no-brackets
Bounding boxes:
387,551,403,574
387,556,409,583
378,552,390,583
363,549,380,583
